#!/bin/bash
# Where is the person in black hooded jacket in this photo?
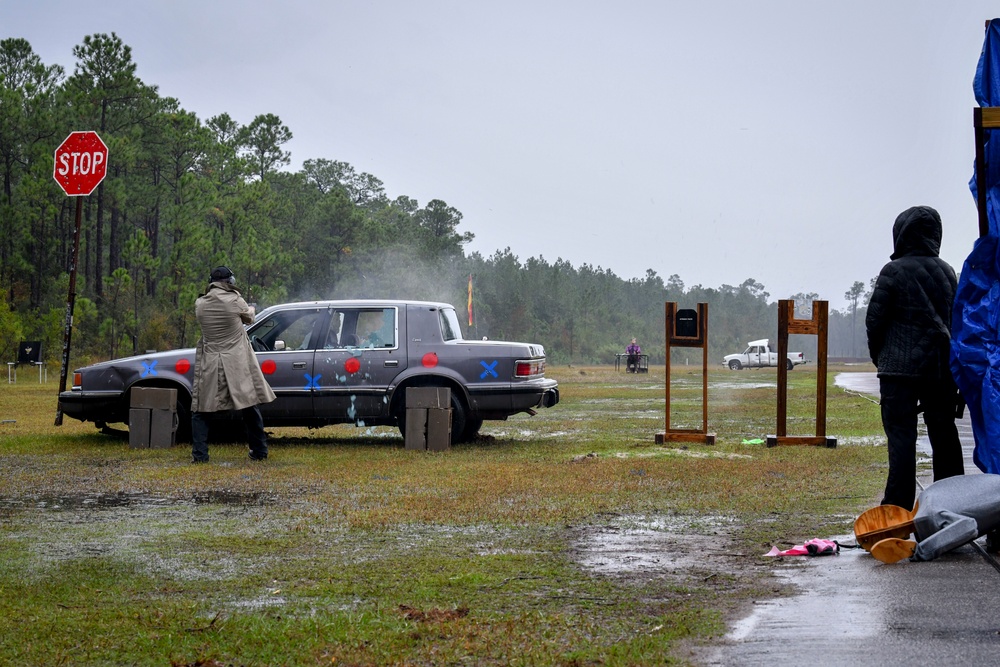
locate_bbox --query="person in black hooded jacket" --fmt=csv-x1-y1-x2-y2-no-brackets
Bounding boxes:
866,205,964,510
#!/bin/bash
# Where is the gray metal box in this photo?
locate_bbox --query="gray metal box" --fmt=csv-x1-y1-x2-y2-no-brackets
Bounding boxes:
406,387,450,409
130,386,177,410
426,408,452,451
129,406,177,448
405,408,427,450
129,408,151,448
149,409,177,449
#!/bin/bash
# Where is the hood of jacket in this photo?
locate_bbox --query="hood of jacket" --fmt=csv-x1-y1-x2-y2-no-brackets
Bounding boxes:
891,205,942,260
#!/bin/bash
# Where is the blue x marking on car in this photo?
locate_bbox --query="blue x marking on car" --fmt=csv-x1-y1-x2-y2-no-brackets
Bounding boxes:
304,373,322,389
480,360,498,379
141,360,158,377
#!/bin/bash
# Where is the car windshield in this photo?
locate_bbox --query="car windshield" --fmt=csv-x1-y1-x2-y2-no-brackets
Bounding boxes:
439,307,463,342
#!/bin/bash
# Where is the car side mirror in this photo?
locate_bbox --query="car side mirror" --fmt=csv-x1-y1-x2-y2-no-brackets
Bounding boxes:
273,340,286,351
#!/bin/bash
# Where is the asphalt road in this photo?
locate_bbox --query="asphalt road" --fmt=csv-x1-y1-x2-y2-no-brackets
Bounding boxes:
703,372,1000,666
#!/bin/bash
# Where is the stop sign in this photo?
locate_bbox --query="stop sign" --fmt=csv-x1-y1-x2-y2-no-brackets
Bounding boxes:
53,131,109,196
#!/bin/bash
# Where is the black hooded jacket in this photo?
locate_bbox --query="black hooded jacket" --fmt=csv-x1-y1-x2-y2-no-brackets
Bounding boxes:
865,206,957,378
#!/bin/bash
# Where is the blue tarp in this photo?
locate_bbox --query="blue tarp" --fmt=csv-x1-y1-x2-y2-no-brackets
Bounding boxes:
951,20,1000,474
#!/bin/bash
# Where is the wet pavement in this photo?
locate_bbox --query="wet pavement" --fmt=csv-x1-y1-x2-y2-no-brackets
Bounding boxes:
703,372,1000,666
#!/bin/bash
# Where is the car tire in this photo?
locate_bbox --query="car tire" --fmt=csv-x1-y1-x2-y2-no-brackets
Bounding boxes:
728,360,742,371
448,393,468,445
175,396,192,443
786,358,794,371
457,416,483,444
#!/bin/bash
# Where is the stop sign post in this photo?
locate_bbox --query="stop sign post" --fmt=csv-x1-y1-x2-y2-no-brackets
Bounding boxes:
53,131,108,425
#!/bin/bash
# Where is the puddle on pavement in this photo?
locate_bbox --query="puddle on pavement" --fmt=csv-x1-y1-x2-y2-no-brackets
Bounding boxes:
718,537,882,650
832,372,878,394
0,490,278,510
574,515,738,577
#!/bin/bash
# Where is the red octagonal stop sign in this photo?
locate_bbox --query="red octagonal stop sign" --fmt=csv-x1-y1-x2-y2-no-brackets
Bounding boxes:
53,131,109,196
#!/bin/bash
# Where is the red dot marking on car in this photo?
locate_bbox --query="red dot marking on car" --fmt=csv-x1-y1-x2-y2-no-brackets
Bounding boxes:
345,357,361,374
175,358,191,374
422,352,438,368
260,359,276,375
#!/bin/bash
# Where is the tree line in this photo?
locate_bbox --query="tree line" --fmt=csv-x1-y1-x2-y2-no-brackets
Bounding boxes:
1,33,875,370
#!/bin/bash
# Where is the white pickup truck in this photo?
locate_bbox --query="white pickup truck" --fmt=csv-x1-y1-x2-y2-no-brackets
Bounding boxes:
723,339,807,371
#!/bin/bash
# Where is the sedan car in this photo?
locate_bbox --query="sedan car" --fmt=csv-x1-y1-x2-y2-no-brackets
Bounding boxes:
59,299,559,444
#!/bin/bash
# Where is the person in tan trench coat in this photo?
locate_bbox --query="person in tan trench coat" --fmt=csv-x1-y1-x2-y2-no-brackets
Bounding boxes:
190,266,276,462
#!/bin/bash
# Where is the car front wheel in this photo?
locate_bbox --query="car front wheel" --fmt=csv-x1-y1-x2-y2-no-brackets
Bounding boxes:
728,360,742,371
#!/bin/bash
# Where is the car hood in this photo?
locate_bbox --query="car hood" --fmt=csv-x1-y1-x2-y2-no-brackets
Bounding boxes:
77,347,197,372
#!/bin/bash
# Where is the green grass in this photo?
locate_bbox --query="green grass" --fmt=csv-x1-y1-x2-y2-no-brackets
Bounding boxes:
0,364,888,665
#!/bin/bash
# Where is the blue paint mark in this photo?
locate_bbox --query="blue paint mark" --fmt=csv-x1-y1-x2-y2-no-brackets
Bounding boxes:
480,360,498,379
141,360,158,377
304,373,322,389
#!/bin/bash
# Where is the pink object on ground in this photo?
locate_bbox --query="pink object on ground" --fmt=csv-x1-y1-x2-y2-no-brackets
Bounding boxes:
764,538,840,557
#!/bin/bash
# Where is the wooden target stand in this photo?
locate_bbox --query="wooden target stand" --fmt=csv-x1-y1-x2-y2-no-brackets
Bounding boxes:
974,106,1000,238
766,299,836,447
655,302,716,445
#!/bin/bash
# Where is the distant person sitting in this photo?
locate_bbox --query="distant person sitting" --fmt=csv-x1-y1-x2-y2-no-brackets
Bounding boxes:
626,337,641,373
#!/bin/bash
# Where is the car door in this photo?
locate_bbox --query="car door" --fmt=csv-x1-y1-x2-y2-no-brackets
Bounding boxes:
312,305,407,422
247,306,326,420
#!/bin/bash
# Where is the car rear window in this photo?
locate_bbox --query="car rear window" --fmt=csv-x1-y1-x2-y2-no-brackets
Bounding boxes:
439,307,463,342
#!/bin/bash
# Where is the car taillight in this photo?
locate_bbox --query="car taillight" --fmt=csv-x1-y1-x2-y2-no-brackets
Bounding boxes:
73,372,82,387
515,359,545,377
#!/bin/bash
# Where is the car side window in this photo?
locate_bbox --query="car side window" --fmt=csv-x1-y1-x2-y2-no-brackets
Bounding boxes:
251,309,324,351
356,308,395,348
323,308,395,348
323,311,346,348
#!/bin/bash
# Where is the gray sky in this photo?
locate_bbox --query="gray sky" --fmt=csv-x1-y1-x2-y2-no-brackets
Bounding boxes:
5,1,998,309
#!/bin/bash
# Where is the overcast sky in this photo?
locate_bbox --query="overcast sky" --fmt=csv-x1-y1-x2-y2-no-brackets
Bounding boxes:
5,1,998,309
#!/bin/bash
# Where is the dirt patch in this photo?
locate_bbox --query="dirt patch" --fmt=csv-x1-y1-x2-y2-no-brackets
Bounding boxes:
398,604,470,623
0,490,278,511
569,512,794,662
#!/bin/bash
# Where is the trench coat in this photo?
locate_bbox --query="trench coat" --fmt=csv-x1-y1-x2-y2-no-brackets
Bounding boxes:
191,281,276,413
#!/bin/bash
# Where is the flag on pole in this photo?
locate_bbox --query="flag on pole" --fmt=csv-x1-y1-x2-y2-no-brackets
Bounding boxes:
467,274,474,326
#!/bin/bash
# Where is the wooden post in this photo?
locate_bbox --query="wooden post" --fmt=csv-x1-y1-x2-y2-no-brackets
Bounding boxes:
767,299,836,447
656,302,715,445
974,107,1000,238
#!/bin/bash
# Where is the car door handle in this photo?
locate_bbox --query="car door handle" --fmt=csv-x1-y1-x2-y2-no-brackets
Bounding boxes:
292,362,307,369
384,360,398,367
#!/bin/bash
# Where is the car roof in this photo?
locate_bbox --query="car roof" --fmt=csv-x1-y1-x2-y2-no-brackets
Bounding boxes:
256,299,453,315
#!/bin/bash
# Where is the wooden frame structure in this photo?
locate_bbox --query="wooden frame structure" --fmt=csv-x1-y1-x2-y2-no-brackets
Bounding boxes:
656,302,716,445
974,106,1000,238
766,299,836,447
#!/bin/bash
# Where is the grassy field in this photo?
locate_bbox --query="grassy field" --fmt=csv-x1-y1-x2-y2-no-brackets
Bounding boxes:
0,363,889,666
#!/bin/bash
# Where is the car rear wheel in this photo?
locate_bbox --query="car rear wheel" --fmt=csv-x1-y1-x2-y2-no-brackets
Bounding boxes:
786,358,794,371
459,416,484,443
728,360,742,371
